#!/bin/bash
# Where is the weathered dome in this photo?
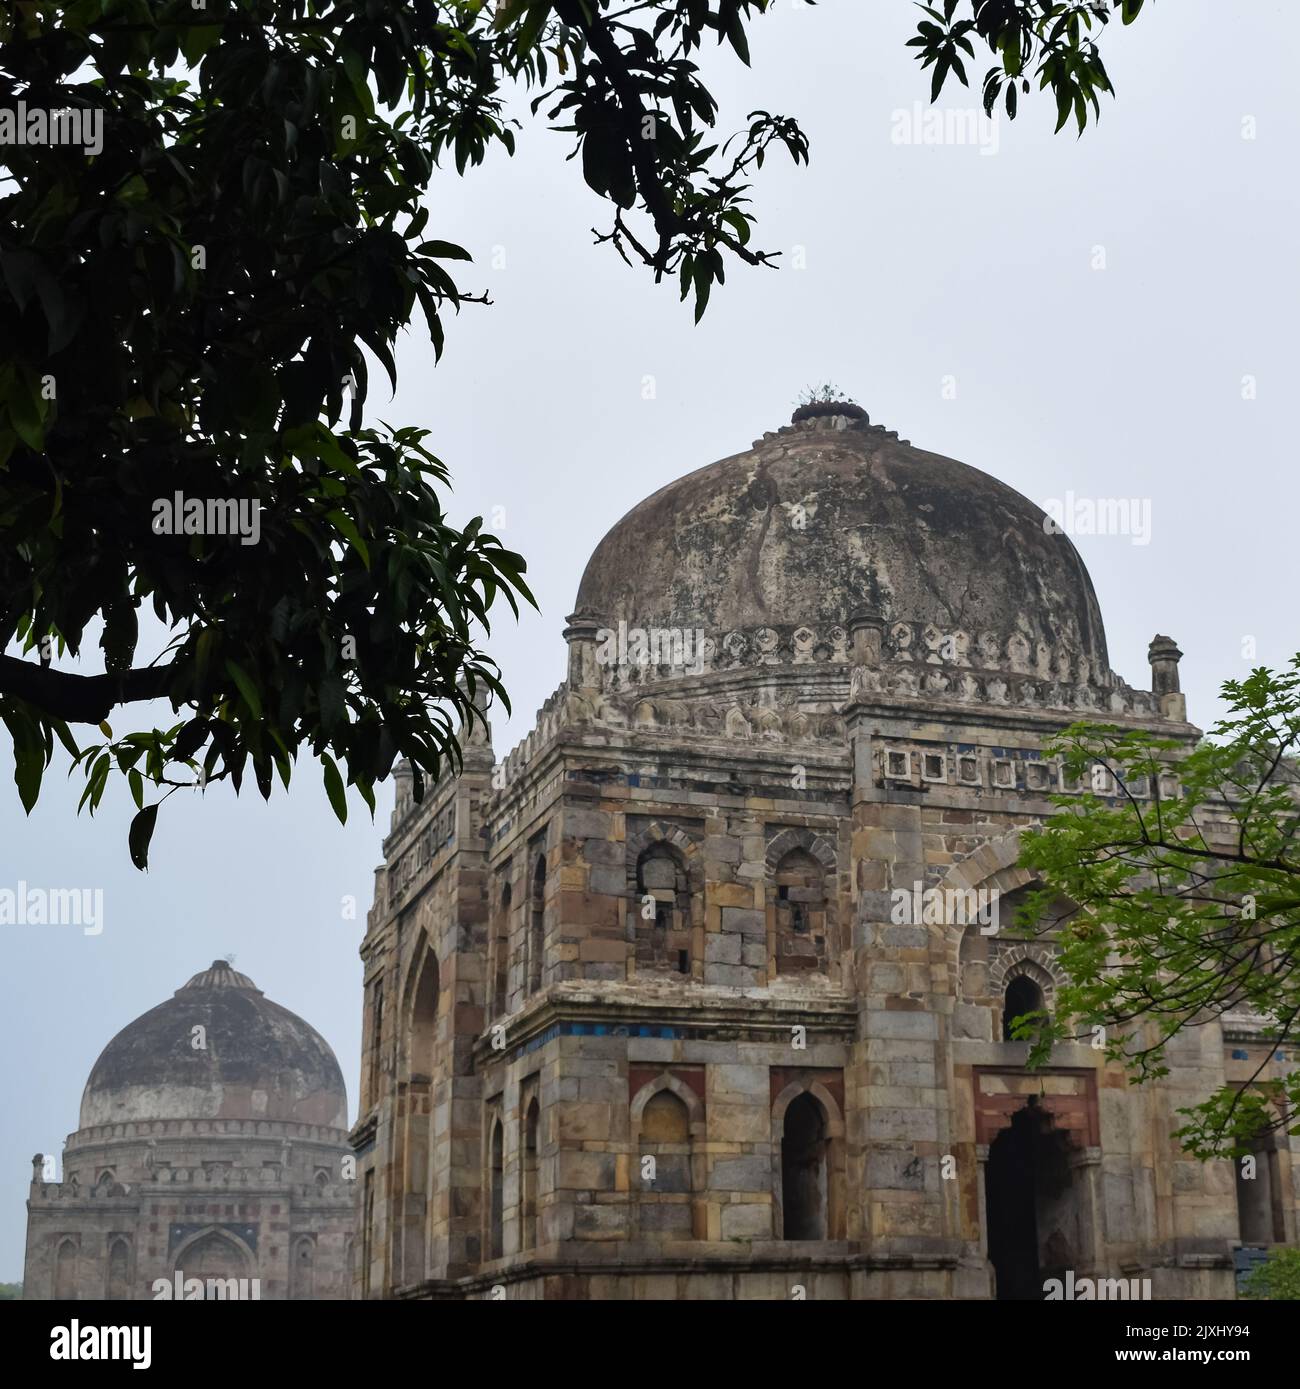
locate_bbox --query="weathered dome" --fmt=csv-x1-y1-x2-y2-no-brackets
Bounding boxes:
78,961,348,1130
575,409,1110,678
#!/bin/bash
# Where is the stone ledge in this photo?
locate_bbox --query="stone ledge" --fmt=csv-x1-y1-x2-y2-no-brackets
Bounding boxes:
472,982,858,1065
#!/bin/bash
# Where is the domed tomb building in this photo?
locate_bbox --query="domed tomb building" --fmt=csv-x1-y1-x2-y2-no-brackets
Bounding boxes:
24,961,355,1299
351,406,1297,1299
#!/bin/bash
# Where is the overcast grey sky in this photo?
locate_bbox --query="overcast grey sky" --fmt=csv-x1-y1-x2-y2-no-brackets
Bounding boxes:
2,0,1297,1280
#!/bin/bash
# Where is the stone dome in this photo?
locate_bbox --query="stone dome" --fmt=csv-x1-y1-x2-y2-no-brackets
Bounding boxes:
574,408,1110,679
78,961,348,1130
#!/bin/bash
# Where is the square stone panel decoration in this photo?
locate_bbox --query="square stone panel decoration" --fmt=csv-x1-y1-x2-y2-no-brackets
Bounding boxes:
885,750,911,779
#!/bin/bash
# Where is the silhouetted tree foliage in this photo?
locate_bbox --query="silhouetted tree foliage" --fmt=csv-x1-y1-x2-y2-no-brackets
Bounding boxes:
0,1,1147,864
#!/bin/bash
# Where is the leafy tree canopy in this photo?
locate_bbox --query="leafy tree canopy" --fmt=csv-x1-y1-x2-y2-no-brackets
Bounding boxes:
1241,1247,1300,1300
0,0,1148,866
1014,658,1300,1158
908,0,1149,129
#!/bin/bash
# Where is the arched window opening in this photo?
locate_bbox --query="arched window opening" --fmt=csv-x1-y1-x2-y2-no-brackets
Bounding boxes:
493,880,512,1017
522,1099,540,1252
781,1093,829,1240
1002,973,1046,1042
176,1230,250,1298
1236,1127,1284,1245
290,1237,315,1300
997,884,1079,938
773,848,827,975
635,844,691,975
985,1101,1078,1299
488,1118,505,1260
409,952,439,1081
54,1239,77,1299
529,856,546,994
106,1239,129,1300
398,947,439,1286
637,1088,694,1237
361,1171,375,1298
367,981,384,1109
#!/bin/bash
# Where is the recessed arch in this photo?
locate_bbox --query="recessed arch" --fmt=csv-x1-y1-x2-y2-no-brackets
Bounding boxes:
630,1074,705,1238
106,1236,130,1300
54,1237,78,1299
764,826,837,876
529,853,546,993
521,1097,540,1253
487,1115,505,1261
771,1077,845,1134
395,931,439,1287
770,846,830,977
403,937,440,1080
946,845,1076,1006
171,1226,255,1290
770,1079,846,1242
630,1071,706,1131
781,1093,829,1238
289,1235,315,1300
985,1100,1080,1298
633,841,694,975
991,951,1058,1011
1002,972,1047,1041
1234,1097,1288,1245
491,874,512,1018
937,832,1034,948
625,820,702,877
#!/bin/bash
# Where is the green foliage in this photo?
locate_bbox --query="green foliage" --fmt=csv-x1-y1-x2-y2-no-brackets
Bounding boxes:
908,0,1149,130
1241,1247,1300,1300
0,2,1144,866
796,382,852,407
0,0,816,863
0,1282,22,1300
1016,657,1300,1158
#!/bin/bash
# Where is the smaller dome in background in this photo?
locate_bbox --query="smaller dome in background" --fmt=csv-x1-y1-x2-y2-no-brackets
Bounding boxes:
78,960,348,1131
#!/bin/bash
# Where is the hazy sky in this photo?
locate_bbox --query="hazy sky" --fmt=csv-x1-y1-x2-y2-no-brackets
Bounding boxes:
2,0,1297,1280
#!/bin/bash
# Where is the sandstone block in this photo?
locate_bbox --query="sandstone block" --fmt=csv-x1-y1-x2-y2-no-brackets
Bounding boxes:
705,934,742,965
720,907,765,938
709,1156,770,1192
720,1202,772,1240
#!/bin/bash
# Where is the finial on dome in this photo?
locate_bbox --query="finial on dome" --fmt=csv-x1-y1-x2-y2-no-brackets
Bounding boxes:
791,382,867,427
177,959,261,993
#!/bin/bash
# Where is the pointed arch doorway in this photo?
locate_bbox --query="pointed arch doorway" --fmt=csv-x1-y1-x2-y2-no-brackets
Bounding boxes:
974,1069,1102,1300
984,1103,1076,1298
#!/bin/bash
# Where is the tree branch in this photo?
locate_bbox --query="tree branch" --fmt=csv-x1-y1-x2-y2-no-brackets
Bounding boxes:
0,655,178,724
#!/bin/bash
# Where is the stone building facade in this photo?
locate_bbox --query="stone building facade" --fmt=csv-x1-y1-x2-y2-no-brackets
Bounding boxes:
351,405,1298,1299
25,960,354,1300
